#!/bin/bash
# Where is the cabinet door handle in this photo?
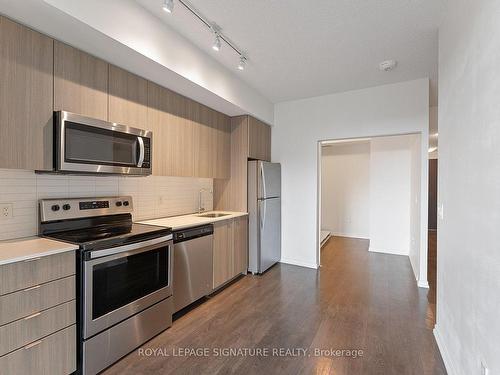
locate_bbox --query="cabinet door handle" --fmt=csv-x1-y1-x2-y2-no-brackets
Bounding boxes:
23,285,41,292
24,312,41,320
24,257,42,263
24,340,42,350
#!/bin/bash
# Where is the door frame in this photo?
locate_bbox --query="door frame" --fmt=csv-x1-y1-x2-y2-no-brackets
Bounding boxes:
316,132,429,290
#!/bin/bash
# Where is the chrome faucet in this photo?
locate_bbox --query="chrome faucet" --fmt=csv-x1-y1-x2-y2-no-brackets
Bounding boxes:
198,188,213,213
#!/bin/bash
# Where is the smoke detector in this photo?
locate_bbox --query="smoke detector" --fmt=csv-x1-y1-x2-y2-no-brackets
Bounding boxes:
379,59,398,72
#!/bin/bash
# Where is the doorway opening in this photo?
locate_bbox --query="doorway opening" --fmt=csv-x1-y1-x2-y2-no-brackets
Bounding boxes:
317,133,428,288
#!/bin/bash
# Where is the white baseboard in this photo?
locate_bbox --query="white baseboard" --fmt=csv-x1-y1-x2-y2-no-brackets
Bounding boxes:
368,246,408,256
409,256,419,284
280,258,318,269
433,325,458,375
331,231,369,240
417,279,429,288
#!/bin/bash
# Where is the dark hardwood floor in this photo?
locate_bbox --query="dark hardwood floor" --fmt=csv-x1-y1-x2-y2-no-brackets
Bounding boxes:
427,230,437,322
103,236,446,375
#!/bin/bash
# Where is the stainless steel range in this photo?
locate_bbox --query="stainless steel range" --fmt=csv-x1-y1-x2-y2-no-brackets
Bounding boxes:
39,196,173,375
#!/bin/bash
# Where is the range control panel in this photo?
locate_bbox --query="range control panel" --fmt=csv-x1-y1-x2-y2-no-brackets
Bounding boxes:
79,200,110,210
40,196,133,222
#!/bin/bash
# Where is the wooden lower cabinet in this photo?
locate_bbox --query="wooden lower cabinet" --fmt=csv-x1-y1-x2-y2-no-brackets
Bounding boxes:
0,276,75,326
213,221,233,289
0,325,76,375
213,216,248,289
0,251,76,375
232,216,248,275
0,301,75,357
0,251,75,296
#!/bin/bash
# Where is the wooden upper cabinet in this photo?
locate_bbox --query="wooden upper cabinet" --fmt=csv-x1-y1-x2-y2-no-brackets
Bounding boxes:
192,103,230,179
214,112,231,179
148,83,229,178
0,16,53,170
108,65,148,129
147,82,194,177
248,116,271,161
0,16,230,177
192,103,210,178
54,41,108,120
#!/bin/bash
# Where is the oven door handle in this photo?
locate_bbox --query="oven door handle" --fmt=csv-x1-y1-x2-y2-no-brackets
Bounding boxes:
89,235,172,259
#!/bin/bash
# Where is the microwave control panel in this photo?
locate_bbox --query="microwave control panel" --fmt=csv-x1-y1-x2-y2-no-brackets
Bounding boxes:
142,137,151,169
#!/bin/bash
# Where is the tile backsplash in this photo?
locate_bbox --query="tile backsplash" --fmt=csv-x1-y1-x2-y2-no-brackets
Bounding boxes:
0,169,213,241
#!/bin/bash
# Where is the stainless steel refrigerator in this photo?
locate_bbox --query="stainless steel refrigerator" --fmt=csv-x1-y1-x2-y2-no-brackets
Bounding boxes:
248,161,281,274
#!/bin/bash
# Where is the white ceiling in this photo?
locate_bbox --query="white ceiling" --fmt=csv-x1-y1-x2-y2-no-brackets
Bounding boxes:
137,0,444,105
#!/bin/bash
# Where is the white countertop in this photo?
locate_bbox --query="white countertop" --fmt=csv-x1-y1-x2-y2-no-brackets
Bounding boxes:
0,212,246,265
0,237,78,266
139,211,248,231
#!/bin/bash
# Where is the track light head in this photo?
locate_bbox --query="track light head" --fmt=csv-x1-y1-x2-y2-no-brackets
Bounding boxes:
212,34,221,52
162,0,174,13
161,6,248,64
237,55,247,71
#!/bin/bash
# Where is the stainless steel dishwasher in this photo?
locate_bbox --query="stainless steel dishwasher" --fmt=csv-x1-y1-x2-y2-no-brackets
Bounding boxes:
172,224,214,313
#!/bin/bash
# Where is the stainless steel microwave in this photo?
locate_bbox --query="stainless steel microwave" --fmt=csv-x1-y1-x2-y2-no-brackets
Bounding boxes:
54,111,152,175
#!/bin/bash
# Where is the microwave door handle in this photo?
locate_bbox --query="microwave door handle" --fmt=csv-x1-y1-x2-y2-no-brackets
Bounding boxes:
137,137,145,167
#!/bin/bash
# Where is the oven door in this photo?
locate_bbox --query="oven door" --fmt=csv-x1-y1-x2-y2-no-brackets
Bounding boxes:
55,111,152,175
83,236,172,339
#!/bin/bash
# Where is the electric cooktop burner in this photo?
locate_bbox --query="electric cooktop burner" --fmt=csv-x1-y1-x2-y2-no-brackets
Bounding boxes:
39,196,171,251
46,222,170,250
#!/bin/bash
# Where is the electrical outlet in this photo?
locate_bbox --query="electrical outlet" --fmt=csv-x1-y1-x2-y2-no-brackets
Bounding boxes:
438,203,444,220
0,203,13,219
481,361,489,375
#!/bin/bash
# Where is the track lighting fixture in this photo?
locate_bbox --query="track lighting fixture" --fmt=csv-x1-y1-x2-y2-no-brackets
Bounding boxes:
162,0,174,13
161,0,248,70
212,33,221,52
237,55,247,70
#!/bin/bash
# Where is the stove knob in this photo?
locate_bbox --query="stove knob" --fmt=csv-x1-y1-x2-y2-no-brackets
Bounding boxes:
123,201,129,207
116,201,122,207
63,204,71,211
51,204,60,212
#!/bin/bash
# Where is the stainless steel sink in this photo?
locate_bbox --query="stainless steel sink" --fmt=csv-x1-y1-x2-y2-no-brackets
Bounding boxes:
196,212,230,218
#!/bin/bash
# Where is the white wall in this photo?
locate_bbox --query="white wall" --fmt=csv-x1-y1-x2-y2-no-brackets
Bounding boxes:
321,142,370,239
273,78,429,281
409,134,422,282
369,135,416,256
0,169,212,241
429,106,439,159
434,1,500,374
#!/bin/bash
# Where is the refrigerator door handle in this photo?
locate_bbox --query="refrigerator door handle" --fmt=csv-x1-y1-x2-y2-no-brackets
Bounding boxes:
259,199,266,230
260,162,267,199
260,199,266,230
